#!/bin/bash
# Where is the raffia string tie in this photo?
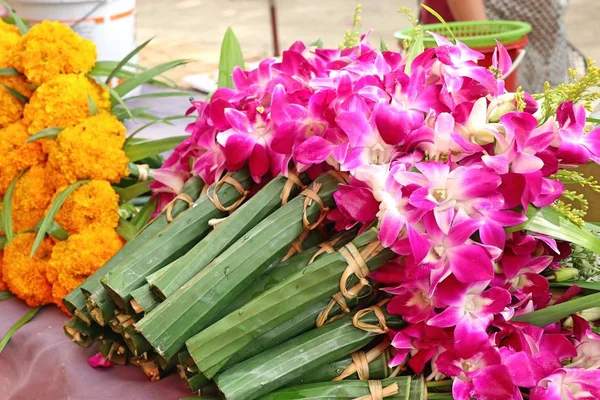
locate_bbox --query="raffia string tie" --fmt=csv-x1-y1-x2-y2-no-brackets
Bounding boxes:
281,229,310,262
352,301,389,334
316,292,349,327
165,193,194,222
329,170,350,184
136,164,150,182
301,182,329,230
351,380,399,400
209,172,249,212
338,243,371,299
332,341,391,381
281,170,306,205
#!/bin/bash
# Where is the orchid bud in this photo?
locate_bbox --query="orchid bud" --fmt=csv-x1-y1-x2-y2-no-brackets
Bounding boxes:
487,93,517,122
552,267,579,282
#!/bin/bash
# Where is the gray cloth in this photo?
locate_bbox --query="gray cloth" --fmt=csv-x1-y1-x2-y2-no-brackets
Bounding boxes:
485,0,570,93
0,298,192,400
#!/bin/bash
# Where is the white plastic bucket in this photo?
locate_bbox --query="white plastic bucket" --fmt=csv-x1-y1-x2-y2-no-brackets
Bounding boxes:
8,0,137,64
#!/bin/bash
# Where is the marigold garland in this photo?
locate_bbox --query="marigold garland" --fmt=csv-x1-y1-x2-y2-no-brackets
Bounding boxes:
12,164,55,233
23,73,110,135
0,75,35,128
0,19,20,67
12,21,97,85
47,227,123,313
0,120,46,196
0,250,6,292
54,180,120,234
2,233,54,307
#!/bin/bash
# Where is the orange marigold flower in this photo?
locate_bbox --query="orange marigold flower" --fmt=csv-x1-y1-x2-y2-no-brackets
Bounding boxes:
0,250,6,291
47,227,123,312
12,165,55,233
0,75,34,128
23,74,110,135
46,113,129,187
0,20,20,68
2,233,54,307
0,121,46,196
13,21,96,85
54,180,120,234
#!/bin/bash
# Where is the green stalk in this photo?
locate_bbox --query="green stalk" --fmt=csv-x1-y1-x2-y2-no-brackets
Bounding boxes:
63,317,103,348
101,169,252,311
214,311,403,400
188,228,394,379
64,176,204,324
148,174,307,299
136,172,341,361
130,283,162,315
256,376,424,400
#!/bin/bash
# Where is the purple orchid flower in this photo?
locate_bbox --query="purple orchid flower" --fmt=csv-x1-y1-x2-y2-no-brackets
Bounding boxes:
554,101,600,164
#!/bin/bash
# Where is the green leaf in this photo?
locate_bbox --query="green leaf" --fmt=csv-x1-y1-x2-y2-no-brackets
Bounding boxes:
309,38,324,49
0,68,21,76
131,198,157,231
1,84,28,103
125,115,194,144
550,281,600,291
106,38,153,84
0,291,14,301
90,77,133,119
404,29,424,75
521,206,600,255
124,136,188,162
584,221,600,232
0,235,6,249
34,220,69,241
380,37,389,52
87,94,98,116
27,127,63,143
420,3,456,42
586,117,600,125
0,307,41,353
114,59,192,98
114,180,153,203
31,180,88,257
512,292,600,327
2,171,24,242
0,1,28,34
217,27,245,89
116,218,137,241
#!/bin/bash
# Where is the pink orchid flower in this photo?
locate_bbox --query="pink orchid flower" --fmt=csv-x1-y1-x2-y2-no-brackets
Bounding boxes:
87,353,114,368
389,322,452,374
385,277,435,324
428,276,511,358
554,101,600,164
530,368,600,400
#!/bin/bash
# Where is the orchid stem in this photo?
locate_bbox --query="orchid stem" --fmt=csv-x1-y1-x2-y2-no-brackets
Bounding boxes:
426,380,453,388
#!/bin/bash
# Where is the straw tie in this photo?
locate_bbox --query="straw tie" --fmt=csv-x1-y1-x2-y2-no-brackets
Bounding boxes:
209,172,249,212
281,169,306,205
136,164,150,181
165,193,194,222
301,182,329,230
352,301,389,334
281,229,310,262
332,341,391,381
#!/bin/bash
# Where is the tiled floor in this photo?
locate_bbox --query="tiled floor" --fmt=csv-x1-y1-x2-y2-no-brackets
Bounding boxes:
136,0,600,86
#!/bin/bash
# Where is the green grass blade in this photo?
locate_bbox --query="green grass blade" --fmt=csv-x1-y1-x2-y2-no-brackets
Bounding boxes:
404,29,424,75
124,136,188,162
2,84,28,103
2,171,24,242
380,37,388,51
0,291,14,301
125,115,194,144
124,91,193,102
106,38,153,84
27,127,63,143
309,38,323,48
0,235,6,249
512,292,600,327
131,199,157,231
87,94,98,116
217,27,244,89
550,281,600,291
420,3,456,41
522,206,600,255
0,68,21,76
114,59,192,98
0,307,41,353
114,181,153,203
0,0,28,34
116,218,137,241
31,180,88,257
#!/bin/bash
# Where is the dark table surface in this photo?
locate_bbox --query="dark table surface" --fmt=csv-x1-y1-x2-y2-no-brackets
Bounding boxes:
0,87,204,400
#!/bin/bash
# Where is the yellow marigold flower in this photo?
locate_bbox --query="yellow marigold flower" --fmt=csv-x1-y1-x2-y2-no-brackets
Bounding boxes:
0,75,35,129
46,113,129,187
0,121,46,196
0,20,20,68
13,21,96,85
0,250,6,291
2,233,54,307
54,180,120,234
23,74,110,135
47,227,123,312
12,165,55,233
